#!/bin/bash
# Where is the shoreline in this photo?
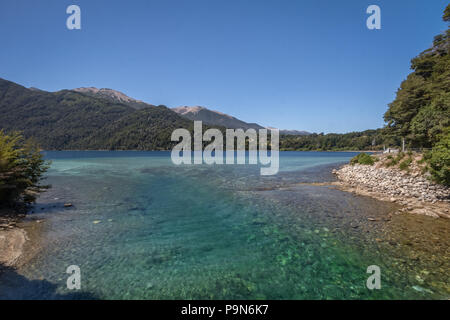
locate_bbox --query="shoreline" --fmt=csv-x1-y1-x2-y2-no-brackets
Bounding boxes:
0,209,27,269
332,164,450,219
0,209,44,271
41,149,376,152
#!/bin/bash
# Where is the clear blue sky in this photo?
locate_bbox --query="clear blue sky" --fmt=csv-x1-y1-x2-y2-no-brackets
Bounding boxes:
0,0,447,133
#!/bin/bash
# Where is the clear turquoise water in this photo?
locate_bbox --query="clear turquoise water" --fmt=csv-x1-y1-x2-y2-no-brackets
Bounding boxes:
0,151,448,299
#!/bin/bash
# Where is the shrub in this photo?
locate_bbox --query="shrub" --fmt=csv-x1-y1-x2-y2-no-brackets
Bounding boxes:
386,157,398,167
421,166,429,175
395,152,405,162
428,132,450,186
385,152,407,167
399,157,412,171
417,156,426,164
350,153,374,165
0,131,50,207
385,159,395,167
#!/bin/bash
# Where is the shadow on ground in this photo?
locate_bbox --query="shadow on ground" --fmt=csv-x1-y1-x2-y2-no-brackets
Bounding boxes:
0,265,98,300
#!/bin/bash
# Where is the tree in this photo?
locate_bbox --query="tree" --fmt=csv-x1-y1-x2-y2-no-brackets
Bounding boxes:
384,4,450,148
428,129,450,186
0,131,50,207
444,4,450,22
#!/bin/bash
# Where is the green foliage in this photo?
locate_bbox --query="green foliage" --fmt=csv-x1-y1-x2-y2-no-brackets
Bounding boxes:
396,152,406,161
0,131,50,207
417,156,426,164
384,5,450,148
280,129,389,151
444,4,450,22
386,152,406,167
399,157,412,171
385,160,395,167
428,131,450,186
350,153,374,166
382,5,450,186
0,79,198,150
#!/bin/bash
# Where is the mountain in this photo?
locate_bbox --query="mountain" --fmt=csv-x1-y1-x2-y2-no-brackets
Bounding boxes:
0,78,195,150
72,87,155,110
173,106,310,134
279,129,310,136
0,78,311,151
173,106,265,130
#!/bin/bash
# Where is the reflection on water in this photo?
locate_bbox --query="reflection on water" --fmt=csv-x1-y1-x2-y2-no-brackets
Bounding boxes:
0,151,448,299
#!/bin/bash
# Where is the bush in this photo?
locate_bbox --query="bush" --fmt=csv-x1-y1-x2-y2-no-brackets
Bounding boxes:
428,132,450,186
421,165,429,175
399,157,412,171
385,159,396,167
0,130,50,207
395,152,405,162
385,152,407,167
417,156,426,164
350,153,374,166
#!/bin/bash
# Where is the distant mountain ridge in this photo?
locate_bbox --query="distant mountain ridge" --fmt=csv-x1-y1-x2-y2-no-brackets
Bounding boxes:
0,78,311,150
72,87,155,110
279,129,311,136
173,106,310,135
172,106,265,131
0,78,194,150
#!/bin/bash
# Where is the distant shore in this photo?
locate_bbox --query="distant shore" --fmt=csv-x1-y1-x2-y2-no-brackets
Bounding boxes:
42,149,377,152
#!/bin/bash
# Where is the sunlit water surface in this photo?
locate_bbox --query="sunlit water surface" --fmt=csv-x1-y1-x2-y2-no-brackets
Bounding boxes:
0,151,449,299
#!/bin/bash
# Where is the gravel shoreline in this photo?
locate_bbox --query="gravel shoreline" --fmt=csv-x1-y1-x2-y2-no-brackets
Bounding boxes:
333,164,450,219
0,209,43,270
0,209,27,268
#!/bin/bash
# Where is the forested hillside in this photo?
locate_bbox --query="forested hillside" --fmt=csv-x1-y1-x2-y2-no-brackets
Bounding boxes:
280,129,391,151
0,78,195,150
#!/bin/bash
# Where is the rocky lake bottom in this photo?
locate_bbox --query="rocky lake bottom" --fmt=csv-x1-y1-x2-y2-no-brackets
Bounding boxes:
0,151,448,299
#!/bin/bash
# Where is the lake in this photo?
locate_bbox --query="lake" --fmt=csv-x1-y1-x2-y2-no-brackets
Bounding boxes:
0,151,448,299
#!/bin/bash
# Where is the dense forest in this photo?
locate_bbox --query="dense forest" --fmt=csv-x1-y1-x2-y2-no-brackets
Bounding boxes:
280,129,395,151
0,78,201,150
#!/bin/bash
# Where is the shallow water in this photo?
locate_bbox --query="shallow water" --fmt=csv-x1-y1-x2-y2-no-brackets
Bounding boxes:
0,151,449,299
